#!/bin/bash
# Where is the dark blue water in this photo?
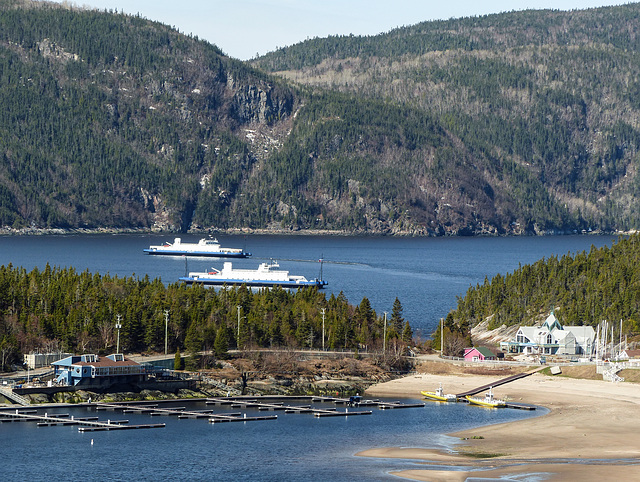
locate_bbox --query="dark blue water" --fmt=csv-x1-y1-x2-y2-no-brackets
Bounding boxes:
0,234,607,479
1,399,544,480
0,233,616,336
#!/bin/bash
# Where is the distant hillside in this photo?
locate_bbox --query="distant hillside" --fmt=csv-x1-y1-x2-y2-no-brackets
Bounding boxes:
254,4,640,234
0,0,296,231
3,1,640,235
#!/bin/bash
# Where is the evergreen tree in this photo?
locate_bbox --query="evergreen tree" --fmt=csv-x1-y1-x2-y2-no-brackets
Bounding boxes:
174,348,183,370
214,326,229,359
401,321,413,344
390,297,404,335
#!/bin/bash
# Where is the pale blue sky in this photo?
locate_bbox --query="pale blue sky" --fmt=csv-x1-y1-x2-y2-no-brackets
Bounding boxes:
57,1,629,59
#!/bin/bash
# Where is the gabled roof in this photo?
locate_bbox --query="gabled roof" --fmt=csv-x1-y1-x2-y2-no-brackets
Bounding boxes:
465,346,495,358
518,326,541,339
564,326,595,341
543,312,563,332
622,349,640,358
52,354,139,368
554,330,574,341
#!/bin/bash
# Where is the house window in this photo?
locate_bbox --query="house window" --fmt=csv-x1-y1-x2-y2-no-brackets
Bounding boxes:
546,334,553,344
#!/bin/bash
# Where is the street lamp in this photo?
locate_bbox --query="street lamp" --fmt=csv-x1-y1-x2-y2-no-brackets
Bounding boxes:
164,310,169,355
237,305,241,348
383,312,388,352
321,308,326,351
115,315,122,354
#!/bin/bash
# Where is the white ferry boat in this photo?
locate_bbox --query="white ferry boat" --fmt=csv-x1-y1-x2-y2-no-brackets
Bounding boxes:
143,237,250,258
179,260,327,288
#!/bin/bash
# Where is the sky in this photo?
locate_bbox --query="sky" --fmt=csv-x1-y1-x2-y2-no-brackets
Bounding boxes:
55,1,630,60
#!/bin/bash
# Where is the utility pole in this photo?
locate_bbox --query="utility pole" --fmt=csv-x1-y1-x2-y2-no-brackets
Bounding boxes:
441,318,444,355
115,314,122,354
321,308,326,351
383,312,387,352
237,305,241,348
164,310,169,355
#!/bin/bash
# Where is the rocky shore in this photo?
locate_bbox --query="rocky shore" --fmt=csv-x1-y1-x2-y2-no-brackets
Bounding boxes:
0,225,619,238
2,354,400,406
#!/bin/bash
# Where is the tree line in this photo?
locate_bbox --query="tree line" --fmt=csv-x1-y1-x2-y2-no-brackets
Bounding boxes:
0,263,413,371
441,234,640,350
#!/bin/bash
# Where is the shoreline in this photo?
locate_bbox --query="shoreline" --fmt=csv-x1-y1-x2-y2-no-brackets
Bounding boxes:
0,226,623,237
362,372,640,481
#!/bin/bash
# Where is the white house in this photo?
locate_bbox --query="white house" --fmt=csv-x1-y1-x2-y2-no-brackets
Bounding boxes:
500,312,595,356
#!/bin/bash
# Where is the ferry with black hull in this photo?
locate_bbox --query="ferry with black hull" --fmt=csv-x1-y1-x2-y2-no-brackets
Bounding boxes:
179,260,327,289
144,237,250,258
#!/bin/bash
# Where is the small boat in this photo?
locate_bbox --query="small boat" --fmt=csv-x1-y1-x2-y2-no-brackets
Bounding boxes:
179,260,327,289
143,237,250,258
421,384,457,402
465,387,505,408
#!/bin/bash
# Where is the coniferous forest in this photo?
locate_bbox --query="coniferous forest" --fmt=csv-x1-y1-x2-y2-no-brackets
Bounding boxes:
2,1,640,234
440,234,640,344
0,263,412,370
5,1,640,366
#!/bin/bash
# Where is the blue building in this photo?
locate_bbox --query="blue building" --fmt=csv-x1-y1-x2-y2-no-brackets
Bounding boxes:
52,354,146,388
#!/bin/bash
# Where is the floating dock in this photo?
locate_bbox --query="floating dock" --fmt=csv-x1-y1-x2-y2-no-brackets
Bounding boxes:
0,408,164,431
96,401,278,424
454,367,545,399
419,367,544,409
206,395,424,417
0,395,425,432
206,397,371,417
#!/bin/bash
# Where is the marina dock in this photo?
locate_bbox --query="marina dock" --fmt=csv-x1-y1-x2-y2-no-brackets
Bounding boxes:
420,367,544,409
206,397,372,417
96,401,278,423
454,367,545,398
0,395,425,432
206,395,424,417
0,408,164,431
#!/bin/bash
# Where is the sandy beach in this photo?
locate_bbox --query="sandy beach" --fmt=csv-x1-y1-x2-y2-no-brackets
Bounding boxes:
361,368,640,481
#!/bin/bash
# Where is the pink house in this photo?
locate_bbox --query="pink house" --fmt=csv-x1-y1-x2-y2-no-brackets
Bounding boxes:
464,347,496,361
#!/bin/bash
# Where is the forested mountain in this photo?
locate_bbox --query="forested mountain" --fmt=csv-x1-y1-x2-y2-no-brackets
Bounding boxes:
0,0,295,231
255,3,640,234
442,234,640,342
3,1,640,234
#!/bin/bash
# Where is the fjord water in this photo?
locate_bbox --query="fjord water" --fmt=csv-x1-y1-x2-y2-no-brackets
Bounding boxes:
0,233,615,336
0,234,607,479
2,399,544,480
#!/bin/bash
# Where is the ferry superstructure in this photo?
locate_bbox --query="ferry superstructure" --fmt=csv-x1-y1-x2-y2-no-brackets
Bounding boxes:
143,237,250,258
179,260,327,288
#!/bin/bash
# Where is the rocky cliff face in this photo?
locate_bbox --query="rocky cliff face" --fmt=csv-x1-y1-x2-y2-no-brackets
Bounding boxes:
471,319,521,346
230,81,294,125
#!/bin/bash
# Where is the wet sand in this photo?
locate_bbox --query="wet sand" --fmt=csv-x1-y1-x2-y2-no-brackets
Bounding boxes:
361,371,640,481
